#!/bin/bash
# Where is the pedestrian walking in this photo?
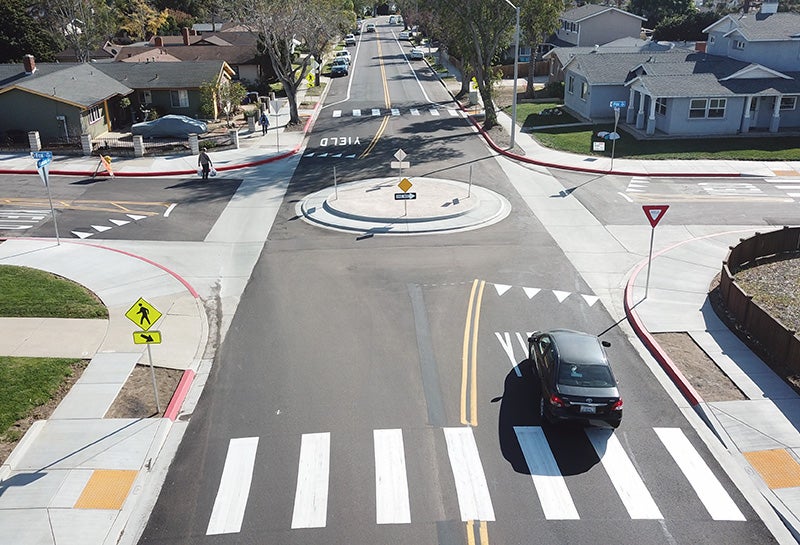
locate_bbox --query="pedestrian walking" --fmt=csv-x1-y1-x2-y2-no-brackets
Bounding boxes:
259,111,270,135
198,150,212,180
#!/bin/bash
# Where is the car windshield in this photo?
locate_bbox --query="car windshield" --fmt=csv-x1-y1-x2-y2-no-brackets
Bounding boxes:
557,363,615,388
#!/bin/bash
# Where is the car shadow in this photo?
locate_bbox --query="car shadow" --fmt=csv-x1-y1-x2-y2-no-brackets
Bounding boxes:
497,361,599,476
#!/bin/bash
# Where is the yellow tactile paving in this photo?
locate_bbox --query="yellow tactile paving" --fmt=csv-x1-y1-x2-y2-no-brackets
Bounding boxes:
74,469,138,510
743,449,800,489
771,170,800,177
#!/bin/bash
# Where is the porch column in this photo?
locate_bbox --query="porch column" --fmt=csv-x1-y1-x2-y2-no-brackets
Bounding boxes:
636,94,646,129
646,97,656,135
626,88,636,124
770,94,781,133
740,96,752,133
27,131,41,152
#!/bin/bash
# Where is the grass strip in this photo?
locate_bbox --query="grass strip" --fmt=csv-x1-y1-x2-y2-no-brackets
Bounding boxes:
0,265,108,318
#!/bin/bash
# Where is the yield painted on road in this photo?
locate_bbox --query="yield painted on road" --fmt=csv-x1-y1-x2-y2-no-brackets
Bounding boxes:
206,437,259,535
291,432,331,528
515,426,579,520
444,427,496,522
655,427,745,521
374,428,411,524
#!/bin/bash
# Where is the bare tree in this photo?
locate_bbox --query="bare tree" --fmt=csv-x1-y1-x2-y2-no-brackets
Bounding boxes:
520,0,563,98
31,0,115,62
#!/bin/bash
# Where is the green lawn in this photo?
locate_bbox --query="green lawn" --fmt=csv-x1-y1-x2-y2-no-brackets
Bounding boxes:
0,265,108,318
506,103,800,160
0,357,84,441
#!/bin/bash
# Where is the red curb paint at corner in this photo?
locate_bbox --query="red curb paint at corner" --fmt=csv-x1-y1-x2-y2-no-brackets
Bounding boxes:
164,369,195,421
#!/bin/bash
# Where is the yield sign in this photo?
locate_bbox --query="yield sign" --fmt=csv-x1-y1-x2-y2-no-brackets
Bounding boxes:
642,205,669,228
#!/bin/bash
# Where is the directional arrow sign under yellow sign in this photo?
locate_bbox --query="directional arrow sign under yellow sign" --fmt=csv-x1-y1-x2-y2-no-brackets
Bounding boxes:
398,178,412,192
133,330,162,344
125,298,162,331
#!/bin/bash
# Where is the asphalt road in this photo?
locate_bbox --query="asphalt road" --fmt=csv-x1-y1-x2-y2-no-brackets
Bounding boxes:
137,19,777,545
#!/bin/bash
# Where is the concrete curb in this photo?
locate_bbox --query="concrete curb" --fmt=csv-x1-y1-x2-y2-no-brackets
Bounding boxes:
164,370,195,421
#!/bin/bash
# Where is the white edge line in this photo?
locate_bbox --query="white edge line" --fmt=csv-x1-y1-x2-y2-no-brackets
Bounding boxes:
164,203,177,217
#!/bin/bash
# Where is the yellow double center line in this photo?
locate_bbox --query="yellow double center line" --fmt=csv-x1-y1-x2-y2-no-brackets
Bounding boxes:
461,279,485,426
466,520,490,545
359,29,392,159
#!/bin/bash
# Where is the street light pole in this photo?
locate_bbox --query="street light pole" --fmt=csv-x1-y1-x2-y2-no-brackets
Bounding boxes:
504,0,520,150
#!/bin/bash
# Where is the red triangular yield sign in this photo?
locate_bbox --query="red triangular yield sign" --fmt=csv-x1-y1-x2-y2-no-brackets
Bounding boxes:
642,205,669,228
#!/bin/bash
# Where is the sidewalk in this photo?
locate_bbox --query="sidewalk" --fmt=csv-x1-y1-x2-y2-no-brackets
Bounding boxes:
1,56,800,545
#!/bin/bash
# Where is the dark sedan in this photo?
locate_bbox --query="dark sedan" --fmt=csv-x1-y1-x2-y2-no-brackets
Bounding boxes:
528,329,622,428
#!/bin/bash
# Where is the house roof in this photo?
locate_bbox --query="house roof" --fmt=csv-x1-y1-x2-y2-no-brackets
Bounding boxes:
704,12,800,41
560,5,646,23
564,50,694,85
94,61,233,89
544,38,680,65
0,63,132,108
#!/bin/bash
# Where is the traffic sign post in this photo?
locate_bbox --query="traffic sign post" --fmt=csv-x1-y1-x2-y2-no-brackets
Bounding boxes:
31,151,60,245
126,298,163,412
642,205,669,299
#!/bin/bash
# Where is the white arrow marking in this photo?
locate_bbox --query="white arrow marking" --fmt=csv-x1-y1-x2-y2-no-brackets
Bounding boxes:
494,283,512,296
346,154,356,159
495,332,521,377
318,153,328,158
109,219,130,226
523,287,541,299
332,153,342,158
304,152,315,157
553,290,571,303
126,214,147,221
71,231,93,239
581,294,599,306
92,225,112,232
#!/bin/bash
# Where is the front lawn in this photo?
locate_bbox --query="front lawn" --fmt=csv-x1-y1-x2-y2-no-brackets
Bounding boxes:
501,102,578,129
0,265,108,318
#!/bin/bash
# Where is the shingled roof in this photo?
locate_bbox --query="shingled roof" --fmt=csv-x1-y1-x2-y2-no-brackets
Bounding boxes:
0,63,131,107
704,12,800,41
94,61,232,89
560,5,646,23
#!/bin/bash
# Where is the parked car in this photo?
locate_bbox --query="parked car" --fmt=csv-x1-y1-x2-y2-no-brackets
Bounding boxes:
132,115,207,138
409,47,424,60
528,329,622,428
388,15,397,24
334,50,352,64
365,23,376,32
330,58,349,76
399,30,410,40
345,34,356,46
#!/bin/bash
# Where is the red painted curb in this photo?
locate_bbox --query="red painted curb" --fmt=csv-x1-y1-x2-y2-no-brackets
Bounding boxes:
164,369,195,421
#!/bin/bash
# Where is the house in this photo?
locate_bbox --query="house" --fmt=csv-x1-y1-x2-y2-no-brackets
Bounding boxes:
555,5,647,47
94,60,235,122
0,55,132,144
559,0,800,138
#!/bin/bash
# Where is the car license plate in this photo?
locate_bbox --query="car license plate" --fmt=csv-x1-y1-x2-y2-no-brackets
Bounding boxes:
580,405,596,414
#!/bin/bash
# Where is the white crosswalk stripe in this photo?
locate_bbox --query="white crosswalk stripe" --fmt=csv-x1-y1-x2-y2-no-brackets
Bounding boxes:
429,108,440,116
372,108,381,116
586,429,662,519
655,428,745,521
374,429,411,524
515,426,579,519
410,108,420,116
353,109,362,117
626,177,649,192
444,427,496,521
291,432,331,529
333,110,342,118
206,437,259,535
391,108,400,116
448,109,459,116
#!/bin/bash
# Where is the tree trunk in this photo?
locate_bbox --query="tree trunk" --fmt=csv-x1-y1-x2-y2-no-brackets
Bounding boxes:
479,85,497,129
525,54,536,98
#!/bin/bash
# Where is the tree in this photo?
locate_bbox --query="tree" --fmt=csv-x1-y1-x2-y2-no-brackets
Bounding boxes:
653,11,719,42
220,0,349,125
0,0,62,62
301,0,354,87
116,0,169,41
628,0,694,28
218,80,248,125
29,0,115,62
519,0,563,98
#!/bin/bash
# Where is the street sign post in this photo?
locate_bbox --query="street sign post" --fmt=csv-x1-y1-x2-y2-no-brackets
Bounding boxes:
30,151,60,244
642,205,669,299
126,297,164,412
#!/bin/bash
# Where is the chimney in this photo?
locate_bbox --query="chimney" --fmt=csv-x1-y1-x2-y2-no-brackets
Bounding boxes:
760,0,778,14
23,54,36,74
181,27,190,45
154,36,163,47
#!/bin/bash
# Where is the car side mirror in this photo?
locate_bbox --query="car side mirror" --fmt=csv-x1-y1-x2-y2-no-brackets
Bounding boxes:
528,332,541,345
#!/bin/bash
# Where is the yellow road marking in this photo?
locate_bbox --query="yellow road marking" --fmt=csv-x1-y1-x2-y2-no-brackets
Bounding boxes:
466,520,475,545
74,469,138,510
359,115,390,158
0,197,166,215
465,520,490,545
460,279,485,426
358,29,392,159
744,449,800,489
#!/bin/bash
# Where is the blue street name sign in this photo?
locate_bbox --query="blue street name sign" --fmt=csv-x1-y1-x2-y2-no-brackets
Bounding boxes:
37,157,52,169
610,101,627,109
395,192,417,200
31,151,53,160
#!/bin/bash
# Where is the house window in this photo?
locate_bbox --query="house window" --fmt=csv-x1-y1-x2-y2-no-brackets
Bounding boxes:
580,81,588,100
88,105,102,124
780,96,797,110
734,40,745,50
170,90,189,108
708,98,726,118
689,98,726,119
709,36,715,44
655,98,667,116
139,90,152,104
689,99,707,118
568,76,574,94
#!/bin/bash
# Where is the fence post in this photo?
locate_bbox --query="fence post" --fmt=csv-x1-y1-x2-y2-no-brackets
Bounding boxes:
188,134,199,155
80,133,92,156
228,128,239,149
28,131,41,152
133,135,145,157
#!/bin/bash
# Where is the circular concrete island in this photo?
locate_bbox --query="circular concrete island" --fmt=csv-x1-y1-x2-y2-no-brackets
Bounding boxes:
295,177,511,235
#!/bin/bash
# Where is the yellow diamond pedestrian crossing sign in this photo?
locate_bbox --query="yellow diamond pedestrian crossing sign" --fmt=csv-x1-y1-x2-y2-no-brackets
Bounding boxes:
125,298,161,331
133,330,162,344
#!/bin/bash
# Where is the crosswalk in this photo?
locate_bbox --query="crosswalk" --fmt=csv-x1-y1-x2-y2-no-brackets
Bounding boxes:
0,208,49,232
204,426,745,536
331,107,463,119
626,176,800,201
